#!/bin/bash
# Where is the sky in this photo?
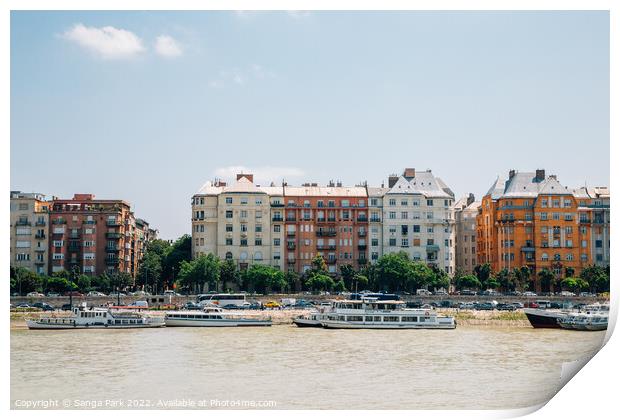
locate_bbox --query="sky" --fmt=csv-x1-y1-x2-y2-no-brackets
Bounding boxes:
10,11,610,239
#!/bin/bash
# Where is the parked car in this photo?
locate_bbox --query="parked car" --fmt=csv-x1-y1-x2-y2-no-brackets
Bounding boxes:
523,302,539,308
496,303,516,311
264,301,281,308
559,291,576,297
64,291,83,297
460,290,477,296
26,292,44,297
522,291,537,297
87,291,106,297
505,290,522,296
163,290,180,296
32,302,54,311
17,303,31,308
579,292,596,297
183,301,202,310
458,302,475,310
248,302,263,310
548,302,563,309
474,302,494,311
511,302,524,309
46,292,60,297
416,289,432,296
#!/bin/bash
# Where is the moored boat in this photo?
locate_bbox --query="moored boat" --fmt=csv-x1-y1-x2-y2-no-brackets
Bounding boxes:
320,297,455,329
26,304,165,330
293,311,327,328
557,303,609,331
523,308,567,329
164,306,271,327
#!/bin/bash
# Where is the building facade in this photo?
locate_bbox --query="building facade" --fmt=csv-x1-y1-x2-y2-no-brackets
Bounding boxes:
191,168,457,276
453,193,480,274
381,169,456,274
476,170,610,290
10,191,50,275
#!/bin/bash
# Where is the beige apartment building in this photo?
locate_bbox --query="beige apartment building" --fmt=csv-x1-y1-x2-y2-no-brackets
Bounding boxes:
10,191,50,275
453,193,480,274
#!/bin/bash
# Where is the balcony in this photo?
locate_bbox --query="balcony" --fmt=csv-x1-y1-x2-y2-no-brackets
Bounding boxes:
286,232,296,237
83,220,97,225
105,258,120,265
286,216,297,222
52,219,67,225
272,216,284,222
287,258,296,264
16,220,31,226
316,245,336,251
35,248,46,253
327,218,337,222
106,220,121,227
287,243,296,250
106,245,120,252
35,221,46,227
270,203,284,207
357,244,367,250
326,258,337,264
370,217,381,223
69,233,80,239
426,245,440,252
68,245,80,252
521,246,536,252
357,258,368,265
106,232,122,239
356,216,368,222
317,218,326,222
35,233,46,239
316,230,337,237
358,231,367,237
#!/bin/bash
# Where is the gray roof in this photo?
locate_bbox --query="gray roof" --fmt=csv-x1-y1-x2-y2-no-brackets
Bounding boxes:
385,171,453,198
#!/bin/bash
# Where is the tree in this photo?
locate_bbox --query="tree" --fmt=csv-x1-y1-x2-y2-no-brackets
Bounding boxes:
92,273,111,294
285,271,300,293
513,266,531,291
564,267,575,278
220,259,240,291
137,251,163,292
304,273,335,292
352,273,369,292
580,265,609,293
311,254,328,273
455,274,481,291
340,264,356,291
537,269,555,293
496,269,514,292
426,266,450,292
374,252,414,292
243,265,286,294
43,276,75,294
76,274,91,292
561,277,589,293
334,279,347,292
162,235,192,285
193,254,221,292
110,272,132,292
474,263,492,289
10,267,42,294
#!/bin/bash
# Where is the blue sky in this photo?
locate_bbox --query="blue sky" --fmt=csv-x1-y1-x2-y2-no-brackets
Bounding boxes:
11,11,609,239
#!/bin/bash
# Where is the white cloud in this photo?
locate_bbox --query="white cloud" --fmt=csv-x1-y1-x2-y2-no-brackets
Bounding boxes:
62,23,145,59
208,64,274,89
155,35,183,58
214,166,305,185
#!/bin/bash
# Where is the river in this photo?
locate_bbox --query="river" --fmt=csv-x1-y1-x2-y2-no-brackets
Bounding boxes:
11,324,605,409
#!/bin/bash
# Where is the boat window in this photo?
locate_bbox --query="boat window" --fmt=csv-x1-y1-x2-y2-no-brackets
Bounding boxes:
347,316,363,322
402,316,418,322
384,316,399,322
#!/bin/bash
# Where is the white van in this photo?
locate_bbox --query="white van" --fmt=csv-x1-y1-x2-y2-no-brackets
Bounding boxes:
416,289,432,296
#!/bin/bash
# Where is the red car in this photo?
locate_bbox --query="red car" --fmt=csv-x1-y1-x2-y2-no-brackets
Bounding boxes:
523,302,539,308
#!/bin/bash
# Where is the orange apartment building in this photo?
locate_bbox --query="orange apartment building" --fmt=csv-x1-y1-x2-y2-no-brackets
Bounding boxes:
283,183,369,274
477,170,610,291
49,194,140,278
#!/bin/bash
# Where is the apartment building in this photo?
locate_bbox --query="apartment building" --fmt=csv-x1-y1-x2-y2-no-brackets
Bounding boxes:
49,194,136,277
367,186,389,263
477,170,610,290
283,183,369,273
381,169,456,274
10,191,50,275
453,193,480,274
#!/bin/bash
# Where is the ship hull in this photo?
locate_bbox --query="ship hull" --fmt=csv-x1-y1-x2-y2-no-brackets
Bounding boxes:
523,309,564,329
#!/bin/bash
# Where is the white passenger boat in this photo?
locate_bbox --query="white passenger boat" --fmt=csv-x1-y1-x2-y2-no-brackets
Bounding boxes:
26,304,165,329
320,298,456,329
557,303,609,331
164,306,272,327
293,311,328,328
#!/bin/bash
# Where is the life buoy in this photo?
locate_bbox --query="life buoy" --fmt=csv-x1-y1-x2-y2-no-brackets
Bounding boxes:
425,311,430,316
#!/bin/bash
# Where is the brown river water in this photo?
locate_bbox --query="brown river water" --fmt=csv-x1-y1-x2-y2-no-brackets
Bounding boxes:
11,324,605,410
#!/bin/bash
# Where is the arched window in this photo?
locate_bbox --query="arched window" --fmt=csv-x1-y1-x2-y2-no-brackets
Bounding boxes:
225,252,233,260
541,253,548,261
240,252,248,261
554,254,561,261
566,254,574,261
254,251,263,261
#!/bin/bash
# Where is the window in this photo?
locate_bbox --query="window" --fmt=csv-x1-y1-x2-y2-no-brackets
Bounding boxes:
541,253,548,261
225,210,233,219
401,199,408,206
427,226,434,233
273,238,280,246
255,239,262,246
389,212,396,219
240,197,248,205
401,238,409,247
226,238,233,246
389,238,396,246
566,254,574,261
581,240,587,248
240,224,248,232
255,225,262,232
226,224,233,232
427,200,433,206
389,199,396,206
240,239,248,247
256,210,262,219
240,210,248,218
371,238,378,247
225,197,233,204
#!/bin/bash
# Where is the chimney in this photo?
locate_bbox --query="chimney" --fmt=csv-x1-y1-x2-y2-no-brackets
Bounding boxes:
328,180,335,187
403,168,416,179
236,173,254,183
508,169,516,179
535,169,545,182
388,174,399,188
467,193,475,206
73,194,94,201
336,181,342,187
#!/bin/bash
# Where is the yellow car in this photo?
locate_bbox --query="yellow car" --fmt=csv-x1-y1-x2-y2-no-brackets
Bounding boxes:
264,301,281,308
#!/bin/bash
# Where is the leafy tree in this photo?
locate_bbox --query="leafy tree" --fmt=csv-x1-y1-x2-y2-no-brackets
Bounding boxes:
10,267,42,294
334,279,347,292
194,253,221,292
455,274,481,291
285,270,300,293
513,266,531,291
497,269,514,292
426,266,450,291
564,267,575,278
486,277,500,290
352,273,369,292
304,273,335,292
43,276,76,294
340,264,356,291
76,274,91,292
474,263,492,288
374,252,414,292
311,254,328,273
163,235,192,282
92,273,111,293
110,272,132,293
242,265,286,294
537,268,555,293
561,277,589,293
219,259,240,291
137,251,163,292
580,265,610,293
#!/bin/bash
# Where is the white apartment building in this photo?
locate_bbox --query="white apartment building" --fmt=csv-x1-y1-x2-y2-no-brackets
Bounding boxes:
10,191,50,275
367,187,389,264
381,169,456,274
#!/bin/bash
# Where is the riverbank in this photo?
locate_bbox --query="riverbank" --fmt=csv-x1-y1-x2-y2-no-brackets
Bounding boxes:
10,308,530,329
